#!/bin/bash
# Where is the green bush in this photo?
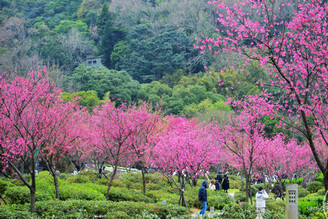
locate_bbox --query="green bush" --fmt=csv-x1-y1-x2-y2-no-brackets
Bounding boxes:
229,177,242,189
78,170,98,182
105,210,130,218
107,187,153,203
298,188,310,198
10,178,24,186
316,173,324,183
4,186,30,204
66,174,91,184
220,202,257,218
299,196,324,216
5,185,54,204
317,188,326,196
0,177,13,194
0,204,35,219
34,200,189,218
266,199,285,211
234,192,247,203
59,184,106,201
306,181,323,193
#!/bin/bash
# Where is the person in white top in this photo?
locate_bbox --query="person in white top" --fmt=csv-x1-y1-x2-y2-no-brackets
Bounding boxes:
209,180,216,191
256,186,269,219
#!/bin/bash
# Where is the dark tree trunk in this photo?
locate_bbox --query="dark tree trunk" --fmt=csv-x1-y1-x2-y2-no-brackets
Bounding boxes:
141,167,146,195
30,160,36,213
106,161,118,200
0,193,7,205
53,174,60,200
324,171,328,201
191,178,197,187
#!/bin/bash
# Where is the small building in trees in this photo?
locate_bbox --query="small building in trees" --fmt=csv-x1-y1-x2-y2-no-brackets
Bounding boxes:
86,55,102,68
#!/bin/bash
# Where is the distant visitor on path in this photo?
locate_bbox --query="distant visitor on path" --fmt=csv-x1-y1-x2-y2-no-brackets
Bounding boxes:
198,181,209,215
221,174,229,192
215,171,223,188
215,179,220,191
256,186,269,219
209,180,216,191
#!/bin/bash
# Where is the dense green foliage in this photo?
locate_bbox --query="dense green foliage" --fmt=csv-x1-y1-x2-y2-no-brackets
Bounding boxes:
0,171,325,218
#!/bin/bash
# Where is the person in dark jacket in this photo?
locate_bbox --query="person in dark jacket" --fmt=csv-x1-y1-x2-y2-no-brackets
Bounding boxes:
215,172,223,184
198,181,209,215
221,174,230,192
215,179,220,191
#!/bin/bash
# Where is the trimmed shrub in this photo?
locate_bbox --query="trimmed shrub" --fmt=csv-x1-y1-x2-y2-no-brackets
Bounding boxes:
266,199,285,211
0,177,13,194
4,186,30,204
221,202,257,218
298,188,310,198
34,200,189,218
107,187,153,203
317,188,326,196
78,170,98,182
0,204,35,219
299,196,324,216
59,184,106,201
5,185,54,204
316,173,324,183
306,181,323,193
66,174,90,184
234,192,247,203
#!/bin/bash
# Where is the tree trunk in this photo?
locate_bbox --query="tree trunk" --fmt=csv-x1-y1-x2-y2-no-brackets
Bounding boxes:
30,187,36,213
105,163,118,200
44,159,60,200
245,175,250,203
30,161,36,213
53,173,60,200
191,178,197,187
141,167,146,195
324,171,328,201
0,193,7,205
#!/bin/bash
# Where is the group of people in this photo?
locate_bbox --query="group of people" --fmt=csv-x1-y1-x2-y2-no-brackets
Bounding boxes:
208,172,230,192
198,172,269,218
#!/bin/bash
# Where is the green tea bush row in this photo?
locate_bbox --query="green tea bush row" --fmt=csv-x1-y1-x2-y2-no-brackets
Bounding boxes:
34,200,189,219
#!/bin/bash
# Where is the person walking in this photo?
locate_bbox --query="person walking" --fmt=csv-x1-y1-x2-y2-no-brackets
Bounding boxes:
221,174,230,193
256,186,269,219
198,181,209,215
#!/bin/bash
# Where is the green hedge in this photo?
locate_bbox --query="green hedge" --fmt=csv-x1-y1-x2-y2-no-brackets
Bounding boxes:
0,204,35,219
306,181,323,193
59,184,106,201
0,177,13,194
298,196,324,216
34,200,189,218
298,188,310,198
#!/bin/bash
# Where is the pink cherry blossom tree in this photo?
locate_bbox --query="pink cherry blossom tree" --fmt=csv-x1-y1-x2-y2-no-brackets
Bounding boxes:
126,103,164,195
201,0,328,194
0,68,70,212
38,101,84,200
149,116,219,208
217,100,268,204
91,102,137,200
